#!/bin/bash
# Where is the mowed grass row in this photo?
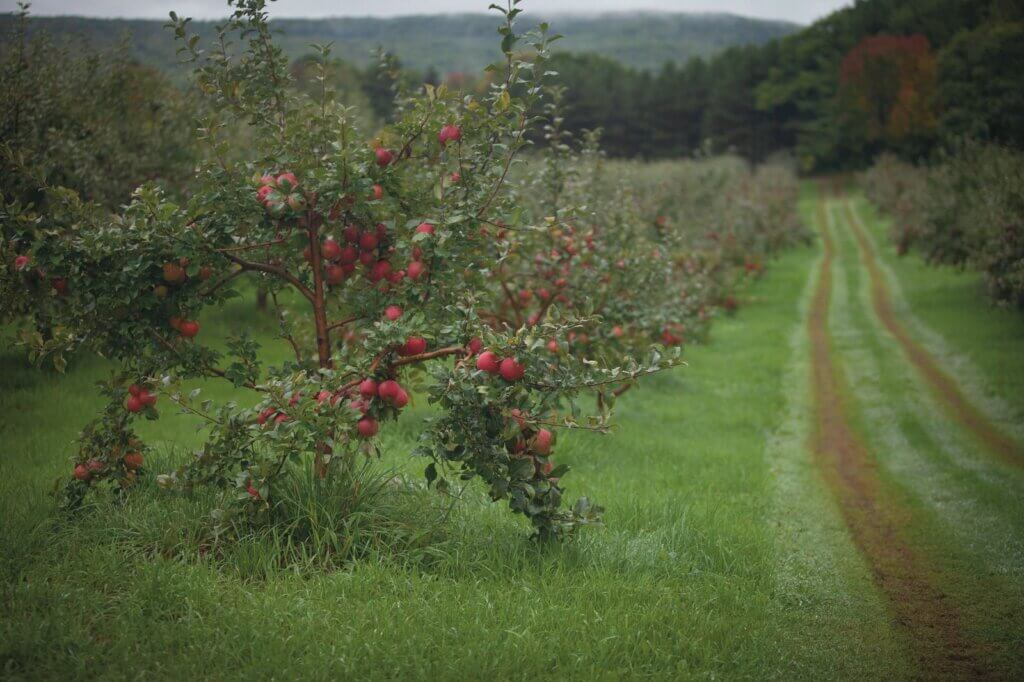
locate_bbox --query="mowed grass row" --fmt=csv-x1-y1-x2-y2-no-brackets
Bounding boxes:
823,196,1024,675
0,183,996,679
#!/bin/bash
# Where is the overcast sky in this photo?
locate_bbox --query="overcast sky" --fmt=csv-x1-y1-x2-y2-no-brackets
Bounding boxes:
1,1,850,24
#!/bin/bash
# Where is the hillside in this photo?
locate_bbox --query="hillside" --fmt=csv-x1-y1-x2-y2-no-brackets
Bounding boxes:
0,12,798,75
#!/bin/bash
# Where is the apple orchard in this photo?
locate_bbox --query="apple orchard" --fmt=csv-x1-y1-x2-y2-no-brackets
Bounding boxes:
0,0,798,543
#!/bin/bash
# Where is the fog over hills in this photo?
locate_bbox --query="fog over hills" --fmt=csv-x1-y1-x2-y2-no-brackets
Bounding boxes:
0,11,799,74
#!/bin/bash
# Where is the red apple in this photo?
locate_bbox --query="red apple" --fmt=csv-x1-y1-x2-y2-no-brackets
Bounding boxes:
400,336,427,356
375,148,394,167
612,325,624,338
499,357,525,382
247,484,260,499
179,320,200,338
467,337,483,355
359,378,379,399
327,264,346,285
438,123,462,146
378,380,400,402
392,389,409,408
546,339,559,353
50,278,69,295
533,428,553,455
450,172,460,183
407,260,427,281
257,407,275,425
126,395,143,413
384,305,403,321
14,255,30,271
357,416,379,437
338,245,358,264
343,225,360,243
139,390,157,407
73,464,90,481
359,250,375,266
276,172,298,191
124,452,144,470
359,232,379,251
322,239,342,261
415,222,435,236
129,384,143,397
476,351,501,374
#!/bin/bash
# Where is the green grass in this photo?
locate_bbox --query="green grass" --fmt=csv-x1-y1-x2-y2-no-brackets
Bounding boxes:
3,185,1023,678
825,199,1024,674
852,197,1024,432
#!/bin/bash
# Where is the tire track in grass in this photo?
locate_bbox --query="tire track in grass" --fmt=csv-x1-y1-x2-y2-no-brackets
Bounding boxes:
808,198,990,679
844,201,1024,468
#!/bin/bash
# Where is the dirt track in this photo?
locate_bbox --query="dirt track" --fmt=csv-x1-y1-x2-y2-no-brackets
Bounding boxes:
843,202,1024,468
807,198,991,679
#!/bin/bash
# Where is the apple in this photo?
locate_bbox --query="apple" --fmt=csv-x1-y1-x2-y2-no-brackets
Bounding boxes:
518,289,532,303
124,452,144,470
415,222,435,236
198,265,213,280
392,388,409,408
257,407,276,425
287,194,306,211
14,255,30,271
316,389,332,405
359,378,379,399
129,384,143,397
384,305,403,321
438,123,462,146
257,185,275,205
540,460,554,476
476,351,501,374
359,251,375,266
179,320,200,338
400,336,427,356
467,337,483,355
322,239,342,261
139,390,157,407
162,262,186,284
73,464,90,481
326,264,346,285
388,269,405,284
51,278,69,295
450,172,460,183
359,232,379,251
338,245,358,264
247,484,260,499
357,416,379,437
126,395,144,413
275,412,289,424
375,148,394,167
370,260,392,282
276,172,298,191
499,357,525,382
533,428,553,455
378,380,400,402
612,325,624,338
371,184,383,200
343,225,360,243
86,458,104,473
546,339,559,353
407,260,427,281
376,223,388,239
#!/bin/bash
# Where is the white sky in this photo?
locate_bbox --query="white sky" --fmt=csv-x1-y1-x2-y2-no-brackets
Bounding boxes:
1,1,851,24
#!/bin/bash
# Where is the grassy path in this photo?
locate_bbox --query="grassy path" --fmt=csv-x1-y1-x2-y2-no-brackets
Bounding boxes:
1,185,1023,678
810,188,1024,678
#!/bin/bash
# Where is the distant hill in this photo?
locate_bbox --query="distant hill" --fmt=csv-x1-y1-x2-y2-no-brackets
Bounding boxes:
0,12,799,76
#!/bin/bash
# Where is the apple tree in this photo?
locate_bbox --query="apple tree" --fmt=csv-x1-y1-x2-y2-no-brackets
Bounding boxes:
0,0,679,541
